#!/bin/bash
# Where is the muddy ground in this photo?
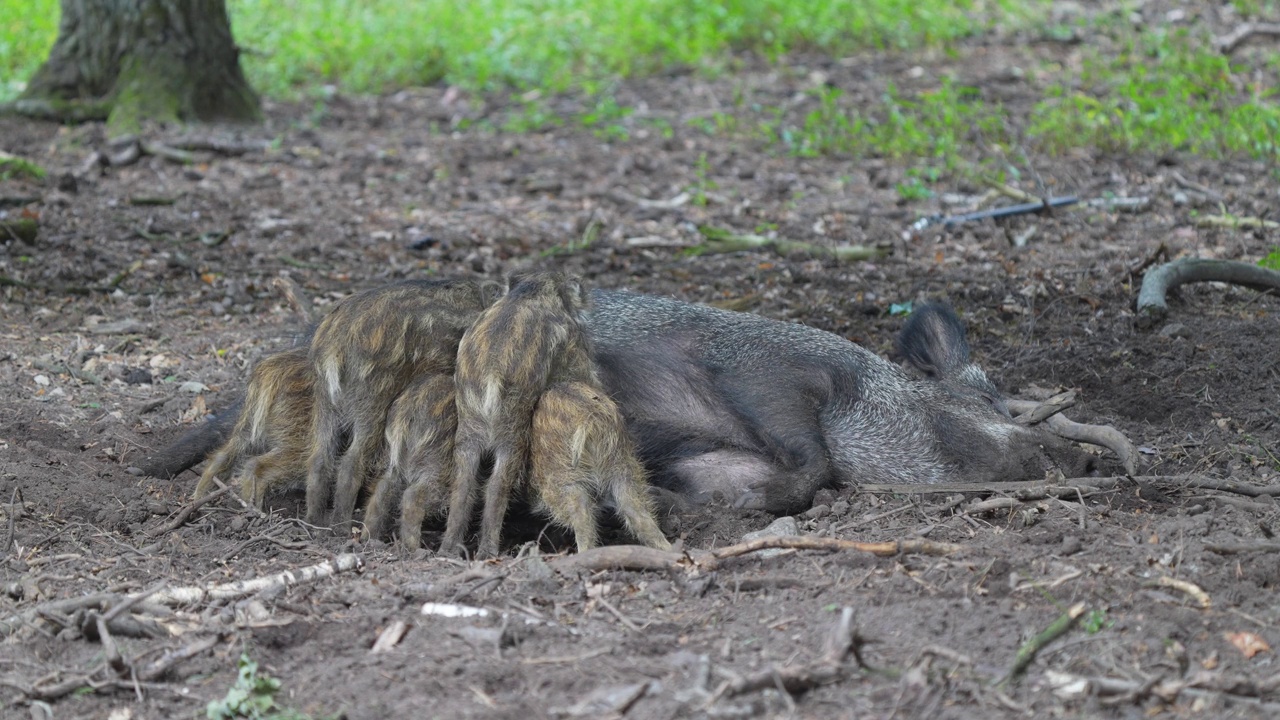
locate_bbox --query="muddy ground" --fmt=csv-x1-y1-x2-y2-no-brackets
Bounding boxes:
4,14,1280,720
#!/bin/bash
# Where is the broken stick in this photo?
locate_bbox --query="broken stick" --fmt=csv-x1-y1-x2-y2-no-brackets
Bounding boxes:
134,553,363,606
1006,398,1139,474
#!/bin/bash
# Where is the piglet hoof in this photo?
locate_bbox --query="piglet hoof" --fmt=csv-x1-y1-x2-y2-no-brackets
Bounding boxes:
437,537,468,558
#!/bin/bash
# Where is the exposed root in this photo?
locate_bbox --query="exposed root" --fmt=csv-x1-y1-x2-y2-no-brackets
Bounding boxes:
1136,258,1280,328
1006,398,1140,474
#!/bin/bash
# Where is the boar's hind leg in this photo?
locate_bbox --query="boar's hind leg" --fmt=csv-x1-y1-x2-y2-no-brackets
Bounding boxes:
475,439,527,559
607,472,671,551
361,468,401,542
194,441,241,500
715,376,836,514
240,448,295,510
330,421,382,532
305,404,344,526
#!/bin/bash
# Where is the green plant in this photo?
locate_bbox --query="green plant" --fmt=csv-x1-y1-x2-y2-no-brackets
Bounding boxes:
690,152,719,206
0,153,47,180
578,93,633,141
896,177,934,201
1081,609,1112,634
207,654,321,720
1259,249,1280,271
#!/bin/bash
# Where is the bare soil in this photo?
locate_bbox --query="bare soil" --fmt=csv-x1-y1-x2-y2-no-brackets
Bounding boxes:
4,27,1280,720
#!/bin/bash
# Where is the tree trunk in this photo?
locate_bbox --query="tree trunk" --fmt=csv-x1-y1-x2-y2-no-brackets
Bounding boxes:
9,0,260,134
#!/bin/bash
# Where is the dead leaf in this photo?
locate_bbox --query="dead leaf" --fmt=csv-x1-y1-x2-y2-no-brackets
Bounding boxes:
1225,631,1270,658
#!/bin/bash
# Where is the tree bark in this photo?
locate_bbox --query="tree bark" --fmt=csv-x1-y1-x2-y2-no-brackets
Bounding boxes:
7,0,260,134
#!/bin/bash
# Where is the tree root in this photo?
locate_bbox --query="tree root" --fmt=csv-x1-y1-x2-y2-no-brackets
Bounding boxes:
1136,258,1280,329
1006,398,1140,474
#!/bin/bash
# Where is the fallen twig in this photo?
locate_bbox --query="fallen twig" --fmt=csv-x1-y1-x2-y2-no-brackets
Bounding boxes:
1005,399,1140,474
1046,668,1280,704
1003,602,1086,682
146,485,233,537
551,536,964,575
1205,541,1280,555
1146,576,1211,609
1171,172,1225,203
861,474,1280,501
1216,22,1280,53
1012,390,1075,425
1194,214,1279,230
1137,258,1280,328
370,620,409,653
694,225,885,261
711,606,864,701
135,553,363,606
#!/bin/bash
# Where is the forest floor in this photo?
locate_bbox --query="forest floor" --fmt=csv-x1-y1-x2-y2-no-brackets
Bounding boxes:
3,25,1280,720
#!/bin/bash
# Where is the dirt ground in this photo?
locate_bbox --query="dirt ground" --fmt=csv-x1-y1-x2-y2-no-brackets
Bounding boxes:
4,17,1280,720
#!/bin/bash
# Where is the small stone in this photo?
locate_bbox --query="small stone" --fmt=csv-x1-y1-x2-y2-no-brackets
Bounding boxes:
33,374,49,387
124,367,153,385
229,516,247,532
802,504,831,520
1172,191,1189,205
1061,536,1083,556
1159,323,1191,339
179,380,210,393
831,500,851,516
741,517,801,557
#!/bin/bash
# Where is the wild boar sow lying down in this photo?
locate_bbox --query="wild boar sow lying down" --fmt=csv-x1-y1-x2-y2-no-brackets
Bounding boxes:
586,290,1094,514
142,288,1093,514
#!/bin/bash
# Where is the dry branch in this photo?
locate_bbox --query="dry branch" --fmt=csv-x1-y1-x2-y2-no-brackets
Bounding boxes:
1147,576,1211,609
1216,22,1280,53
1012,390,1075,425
135,553,362,606
550,536,964,575
146,485,232,537
1005,398,1140,474
1136,258,1280,328
860,474,1280,501
694,226,885,261
714,606,864,700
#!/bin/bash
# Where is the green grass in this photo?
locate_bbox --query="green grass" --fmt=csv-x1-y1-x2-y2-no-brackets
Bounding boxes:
1030,31,1280,162
2,0,1033,102
5,1,1280,175
228,0,1033,96
758,81,1010,171
0,0,58,101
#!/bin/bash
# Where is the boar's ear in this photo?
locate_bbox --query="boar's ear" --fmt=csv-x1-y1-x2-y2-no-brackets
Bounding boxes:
477,278,507,306
505,270,533,290
563,274,590,309
896,303,972,378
